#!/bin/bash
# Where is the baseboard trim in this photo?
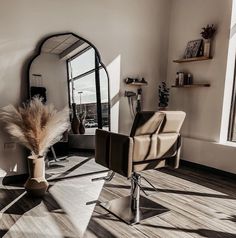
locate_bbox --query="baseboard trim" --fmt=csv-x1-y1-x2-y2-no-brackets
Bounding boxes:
180,160,236,180
0,173,28,185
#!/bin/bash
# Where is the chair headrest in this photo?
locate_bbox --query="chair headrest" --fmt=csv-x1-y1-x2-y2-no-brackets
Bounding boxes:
130,111,165,136
159,111,186,133
130,111,186,136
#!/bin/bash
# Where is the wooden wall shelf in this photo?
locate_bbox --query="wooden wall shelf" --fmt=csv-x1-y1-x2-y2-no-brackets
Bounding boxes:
173,56,212,63
172,84,210,88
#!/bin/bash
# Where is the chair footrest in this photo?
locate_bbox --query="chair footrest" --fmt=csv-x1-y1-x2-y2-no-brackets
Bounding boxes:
100,195,169,225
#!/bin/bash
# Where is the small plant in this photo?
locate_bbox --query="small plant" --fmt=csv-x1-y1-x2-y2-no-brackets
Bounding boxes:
201,24,216,39
158,81,170,108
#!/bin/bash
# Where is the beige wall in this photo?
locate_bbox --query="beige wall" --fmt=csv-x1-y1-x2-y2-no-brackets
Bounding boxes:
30,53,68,110
167,0,236,174
0,0,171,177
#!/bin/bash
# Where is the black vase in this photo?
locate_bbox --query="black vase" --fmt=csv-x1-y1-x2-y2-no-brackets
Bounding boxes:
71,103,80,134
79,120,85,134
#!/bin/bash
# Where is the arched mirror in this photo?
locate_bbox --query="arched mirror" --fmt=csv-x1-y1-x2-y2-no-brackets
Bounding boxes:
27,33,110,154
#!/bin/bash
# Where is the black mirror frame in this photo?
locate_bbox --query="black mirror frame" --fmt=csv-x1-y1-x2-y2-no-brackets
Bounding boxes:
26,32,111,131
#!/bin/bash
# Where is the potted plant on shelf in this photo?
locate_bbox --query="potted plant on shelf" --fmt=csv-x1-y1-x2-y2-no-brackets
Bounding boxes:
201,24,216,57
0,97,70,197
158,81,170,110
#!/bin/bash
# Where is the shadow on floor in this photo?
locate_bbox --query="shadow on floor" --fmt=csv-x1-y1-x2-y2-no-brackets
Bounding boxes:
0,229,9,238
85,218,117,238
104,183,236,200
46,156,108,183
86,210,236,238
141,223,236,238
161,166,236,199
48,169,109,183
222,214,236,223
45,157,92,180
86,214,236,238
0,188,80,237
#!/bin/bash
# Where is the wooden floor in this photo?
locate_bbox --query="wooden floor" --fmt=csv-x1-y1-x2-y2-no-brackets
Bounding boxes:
0,154,236,238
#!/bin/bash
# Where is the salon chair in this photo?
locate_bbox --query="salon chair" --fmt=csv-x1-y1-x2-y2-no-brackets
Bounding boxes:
95,111,186,225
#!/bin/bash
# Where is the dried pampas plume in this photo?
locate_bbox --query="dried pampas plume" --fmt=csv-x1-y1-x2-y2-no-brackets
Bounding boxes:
0,97,70,156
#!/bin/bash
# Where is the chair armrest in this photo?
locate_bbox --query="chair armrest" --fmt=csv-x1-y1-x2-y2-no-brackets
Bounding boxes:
95,129,111,168
95,129,133,178
169,134,182,168
164,134,182,169
109,132,133,178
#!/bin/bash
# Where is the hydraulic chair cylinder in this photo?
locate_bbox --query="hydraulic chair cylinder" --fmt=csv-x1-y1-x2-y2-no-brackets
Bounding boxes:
131,173,141,212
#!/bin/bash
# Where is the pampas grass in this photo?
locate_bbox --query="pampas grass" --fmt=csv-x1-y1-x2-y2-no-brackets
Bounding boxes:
0,97,70,156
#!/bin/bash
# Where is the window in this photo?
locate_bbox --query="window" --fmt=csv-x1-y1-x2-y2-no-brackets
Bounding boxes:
68,47,109,134
69,47,95,77
228,59,236,141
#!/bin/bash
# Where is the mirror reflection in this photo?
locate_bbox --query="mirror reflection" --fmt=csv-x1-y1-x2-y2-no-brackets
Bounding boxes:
29,33,109,139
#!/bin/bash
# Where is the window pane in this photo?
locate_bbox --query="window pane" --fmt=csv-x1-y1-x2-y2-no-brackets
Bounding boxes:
100,68,109,130
231,117,236,141
230,101,236,141
228,60,236,142
69,48,95,78
70,72,98,135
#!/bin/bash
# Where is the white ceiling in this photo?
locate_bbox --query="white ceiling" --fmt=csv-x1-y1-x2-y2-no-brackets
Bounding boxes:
42,34,82,54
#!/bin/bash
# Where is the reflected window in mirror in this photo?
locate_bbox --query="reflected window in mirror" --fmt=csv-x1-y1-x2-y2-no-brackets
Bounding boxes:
99,67,109,131
68,47,109,134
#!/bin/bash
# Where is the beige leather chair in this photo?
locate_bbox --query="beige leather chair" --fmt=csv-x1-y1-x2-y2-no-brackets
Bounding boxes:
95,111,186,224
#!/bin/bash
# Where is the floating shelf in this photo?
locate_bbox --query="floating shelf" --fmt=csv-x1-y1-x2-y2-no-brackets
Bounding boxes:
126,82,148,86
172,84,210,88
173,56,212,63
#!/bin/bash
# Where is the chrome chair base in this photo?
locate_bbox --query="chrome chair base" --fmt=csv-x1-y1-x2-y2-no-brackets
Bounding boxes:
100,195,169,225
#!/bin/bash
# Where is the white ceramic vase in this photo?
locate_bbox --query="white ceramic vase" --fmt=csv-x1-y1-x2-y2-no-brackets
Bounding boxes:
24,155,49,197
